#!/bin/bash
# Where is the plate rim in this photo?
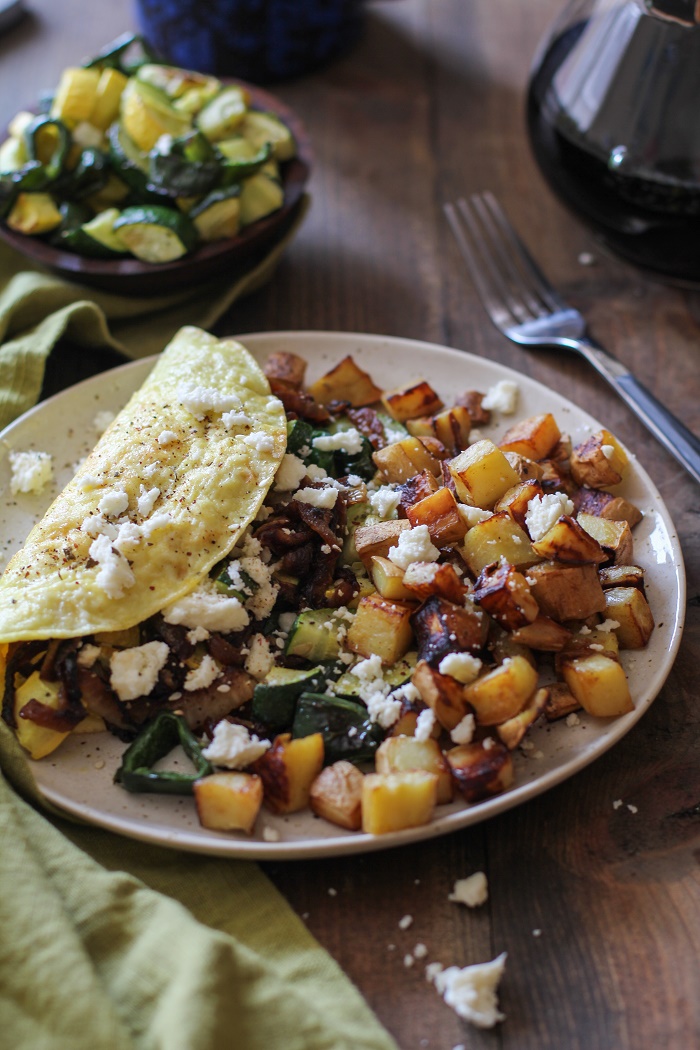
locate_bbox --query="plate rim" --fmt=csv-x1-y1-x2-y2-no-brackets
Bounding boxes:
1,329,686,859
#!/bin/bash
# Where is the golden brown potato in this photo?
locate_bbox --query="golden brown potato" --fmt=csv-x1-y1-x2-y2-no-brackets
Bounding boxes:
346,594,415,663
431,406,473,456
502,452,545,482
570,429,628,488
264,351,307,390
370,556,414,601
474,561,539,630
604,586,654,649
532,515,607,565
461,511,540,576
375,736,453,804
411,659,473,731
373,437,443,483
193,772,264,834
402,560,469,604
577,513,634,566
397,470,440,515
496,686,549,749
498,412,561,460
381,379,444,422
309,761,364,830
449,439,522,509
411,595,488,665
598,564,646,590
510,615,572,651
494,479,545,529
560,652,634,717
308,355,384,407
446,739,514,802
543,682,581,721
526,561,606,622
354,519,411,568
361,770,438,834
406,486,467,548
252,732,324,814
464,655,539,725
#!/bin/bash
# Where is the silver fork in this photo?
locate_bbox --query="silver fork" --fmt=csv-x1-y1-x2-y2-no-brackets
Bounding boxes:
444,191,700,485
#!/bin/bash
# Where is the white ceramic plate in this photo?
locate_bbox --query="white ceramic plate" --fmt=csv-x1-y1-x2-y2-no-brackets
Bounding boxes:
0,332,685,859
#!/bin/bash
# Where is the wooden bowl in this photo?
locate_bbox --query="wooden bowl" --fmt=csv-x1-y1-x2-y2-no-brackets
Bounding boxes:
0,80,312,297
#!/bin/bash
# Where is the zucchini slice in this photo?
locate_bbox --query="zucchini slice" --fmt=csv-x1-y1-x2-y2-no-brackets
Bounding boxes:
113,203,198,262
285,609,349,663
197,86,249,141
239,172,284,227
252,665,330,732
60,207,128,258
240,110,296,162
190,186,241,242
292,693,384,765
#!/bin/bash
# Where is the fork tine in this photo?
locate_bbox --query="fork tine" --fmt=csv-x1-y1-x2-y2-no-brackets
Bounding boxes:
478,192,568,314
444,201,516,332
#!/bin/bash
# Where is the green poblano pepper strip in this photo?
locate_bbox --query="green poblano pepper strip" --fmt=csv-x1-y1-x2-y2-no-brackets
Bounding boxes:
24,115,71,181
83,32,159,74
148,131,222,197
52,147,110,200
114,710,214,795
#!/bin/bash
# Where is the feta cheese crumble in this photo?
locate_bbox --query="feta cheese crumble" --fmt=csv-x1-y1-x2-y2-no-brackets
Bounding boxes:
295,486,338,509
162,579,249,633
448,872,488,908
244,633,274,680
8,450,53,495
388,525,440,569
450,713,475,745
312,428,364,455
88,533,135,599
369,485,401,519
202,721,271,769
184,654,221,692
433,953,507,1029
457,504,493,529
157,430,178,446
177,384,242,419
222,411,252,429
414,707,436,742
110,641,169,701
137,485,160,517
524,491,575,542
242,432,275,453
274,453,308,491
97,486,129,519
481,379,518,414
439,652,482,684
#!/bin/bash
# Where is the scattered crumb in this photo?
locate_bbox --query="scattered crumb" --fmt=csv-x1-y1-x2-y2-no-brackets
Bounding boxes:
93,759,105,770
448,872,488,908
262,826,280,842
578,251,596,266
328,887,338,897
404,954,415,968
414,943,428,959
532,750,545,760
565,712,580,727
532,929,542,938
399,914,413,930
627,804,638,814
387,944,397,951
613,799,623,810
425,962,444,983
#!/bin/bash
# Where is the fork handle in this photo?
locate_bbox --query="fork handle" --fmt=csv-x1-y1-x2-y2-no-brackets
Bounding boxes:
580,338,700,485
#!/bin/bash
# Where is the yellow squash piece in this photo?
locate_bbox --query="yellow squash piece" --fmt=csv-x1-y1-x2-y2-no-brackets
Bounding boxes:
51,67,101,126
6,193,62,235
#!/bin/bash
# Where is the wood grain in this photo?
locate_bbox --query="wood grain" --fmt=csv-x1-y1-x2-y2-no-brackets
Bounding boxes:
2,1,699,1047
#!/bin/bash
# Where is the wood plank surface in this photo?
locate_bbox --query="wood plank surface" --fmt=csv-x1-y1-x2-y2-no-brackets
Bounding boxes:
1,2,698,1047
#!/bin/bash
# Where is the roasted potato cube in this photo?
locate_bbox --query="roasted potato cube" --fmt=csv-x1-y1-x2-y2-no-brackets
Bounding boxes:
389,689,427,737
376,736,453,804
449,439,521,509
264,351,307,390
543,682,581,721
411,659,473,731
526,561,606,621
361,769,438,834
309,761,364,830
578,513,633,565
474,561,539,630
464,654,539,725
604,586,654,649
598,564,646,590
411,595,488,665
397,470,440,514
252,732,324,814
560,653,634,717
406,415,436,439
354,519,411,568
494,479,544,529
373,437,443,483
510,615,572,651
346,594,415,663
381,379,444,422
446,739,514,802
455,389,491,425
496,687,549,749
462,511,540,576
403,560,469,604
570,429,628,488
556,625,620,664
406,486,467,548
502,452,545,482
308,355,383,407
430,406,473,455
488,625,537,668
532,515,607,565
370,556,414,601
574,487,643,528
13,672,72,760
193,772,263,833
498,412,561,460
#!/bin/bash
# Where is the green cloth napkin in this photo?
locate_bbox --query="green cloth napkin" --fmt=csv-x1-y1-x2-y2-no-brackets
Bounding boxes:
0,200,399,1050
0,194,309,430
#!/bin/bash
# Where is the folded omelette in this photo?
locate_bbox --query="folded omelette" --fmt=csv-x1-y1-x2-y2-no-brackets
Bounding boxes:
0,326,287,754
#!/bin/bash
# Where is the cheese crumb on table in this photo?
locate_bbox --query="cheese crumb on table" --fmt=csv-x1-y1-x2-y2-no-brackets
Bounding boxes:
8,450,53,495
448,872,489,908
433,952,507,1029
398,914,414,930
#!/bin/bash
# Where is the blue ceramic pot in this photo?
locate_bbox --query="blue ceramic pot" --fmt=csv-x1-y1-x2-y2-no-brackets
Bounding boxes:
135,0,365,81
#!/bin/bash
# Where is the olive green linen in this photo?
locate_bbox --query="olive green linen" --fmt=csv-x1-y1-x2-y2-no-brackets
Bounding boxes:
0,200,399,1050
0,194,309,430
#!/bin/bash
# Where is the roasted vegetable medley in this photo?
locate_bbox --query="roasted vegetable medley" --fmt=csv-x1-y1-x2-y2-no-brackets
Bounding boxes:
5,350,655,838
0,35,296,262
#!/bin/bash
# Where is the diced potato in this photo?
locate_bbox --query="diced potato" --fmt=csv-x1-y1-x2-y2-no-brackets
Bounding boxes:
370,556,414,601
7,193,62,235
376,736,453,804
252,732,324,814
599,564,645,590
406,486,467,548
13,672,71,760
354,519,410,568
570,429,628,488
496,687,549,749
445,740,514,802
411,596,488,666
397,470,440,514
526,561,606,622
532,516,607,565
543,682,581,721
560,653,634,717
431,406,473,455
502,452,545,482
498,413,561,460
406,415,436,439
474,561,539,630
556,626,620,664
403,560,468,604
510,615,572,651
494,479,544,529
455,389,491,424
411,659,472,731
373,437,442,483
264,351,307,389
464,655,539,725
598,496,643,528
193,772,263,833
308,355,383,407
381,380,443,422
488,626,537,668
604,586,654,649
461,511,540,576
346,594,415,663
577,513,633,565
309,761,364,830
449,440,521,509
361,770,438,834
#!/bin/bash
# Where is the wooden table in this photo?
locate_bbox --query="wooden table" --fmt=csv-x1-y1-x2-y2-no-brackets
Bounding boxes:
2,2,698,1047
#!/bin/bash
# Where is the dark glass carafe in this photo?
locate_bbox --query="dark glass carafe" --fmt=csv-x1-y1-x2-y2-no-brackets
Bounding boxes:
527,0,700,284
